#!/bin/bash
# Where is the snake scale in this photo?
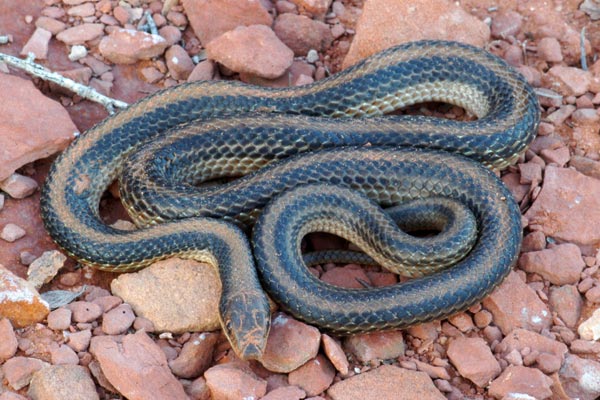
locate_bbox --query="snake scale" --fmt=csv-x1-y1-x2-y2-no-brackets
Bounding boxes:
40,40,540,360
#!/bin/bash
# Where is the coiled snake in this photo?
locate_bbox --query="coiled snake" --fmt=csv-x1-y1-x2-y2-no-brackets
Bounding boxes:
40,40,539,360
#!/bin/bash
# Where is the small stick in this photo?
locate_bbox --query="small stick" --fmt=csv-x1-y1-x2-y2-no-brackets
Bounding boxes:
139,10,159,36
0,52,129,114
581,27,588,71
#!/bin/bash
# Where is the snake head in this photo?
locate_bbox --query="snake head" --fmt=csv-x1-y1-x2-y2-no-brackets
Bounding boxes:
220,292,272,361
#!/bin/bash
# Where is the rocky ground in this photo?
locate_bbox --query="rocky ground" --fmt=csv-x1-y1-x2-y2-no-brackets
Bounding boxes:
1,0,600,399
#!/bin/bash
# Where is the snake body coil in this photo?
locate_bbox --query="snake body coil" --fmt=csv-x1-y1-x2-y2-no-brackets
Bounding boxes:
40,41,539,360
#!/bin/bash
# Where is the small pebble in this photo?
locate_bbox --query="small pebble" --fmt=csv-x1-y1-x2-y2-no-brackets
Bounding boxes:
1,223,26,242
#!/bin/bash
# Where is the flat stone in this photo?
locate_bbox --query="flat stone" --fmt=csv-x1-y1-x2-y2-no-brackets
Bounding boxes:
288,354,336,396
489,365,553,399
544,66,592,96
102,303,135,335
20,27,52,60
0,265,49,328
260,313,321,373
99,28,168,64
27,250,67,290
559,353,600,400
2,357,50,391
168,332,219,379
165,44,194,80
525,166,600,248
56,23,105,45
482,271,551,335
204,363,267,400
205,25,294,79
0,318,18,362
35,16,67,35
490,11,523,38
47,308,72,331
447,337,500,387
495,329,568,365
49,344,79,365
65,329,92,352
0,74,75,181
343,0,490,68
549,285,582,328
90,330,187,399
578,307,600,341
262,385,306,400
68,301,102,323
182,0,273,45
28,365,99,400
273,13,333,56
343,330,405,363
518,243,585,285
110,258,222,333
289,0,332,15
321,334,349,375
327,365,445,400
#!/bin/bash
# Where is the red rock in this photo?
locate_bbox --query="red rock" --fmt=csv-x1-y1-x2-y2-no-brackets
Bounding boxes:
536,352,562,374
482,271,551,335
288,354,335,396
27,250,67,289
0,74,76,181
140,66,164,83
578,308,600,340
343,0,490,68
327,365,445,400
321,334,349,375
110,258,222,333
540,146,571,167
68,301,102,323
1,224,26,242
447,312,475,333
90,331,188,399
2,357,50,391
0,318,18,362
519,243,585,285
35,16,66,35
274,13,333,56
412,359,450,380
549,285,582,328
320,265,371,288
538,37,563,62
559,353,600,400
262,385,306,400
521,231,546,252
447,337,500,387
91,295,122,313
0,265,49,328
168,332,218,378
406,321,440,343
3,172,33,195
188,60,216,82
490,11,523,39
545,105,575,126
572,108,600,124
183,376,211,400
204,363,267,400
488,365,553,399
50,344,79,365
47,308,72,331
165,45,195,80
276,0,298,14
99,29,168,64
473,309,493,328
20,27,51,60
343,330,404,362
206,25,294,79
518,162,542,185
544,66,592,97
102,303,135,334
585,285,600,302
158,25,182,46
525,166,600,247
182,0,273,45
56,23,105,45
133,316,155,332
0,392,29,400
113,6,130,25
260,313,321,373
66,329,92,352
27,365,99,400
289,0,332,16
67,2,95,17
496,329,568,365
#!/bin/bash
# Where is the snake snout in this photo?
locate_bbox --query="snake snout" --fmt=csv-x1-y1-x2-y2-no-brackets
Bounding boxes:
220,292,272,361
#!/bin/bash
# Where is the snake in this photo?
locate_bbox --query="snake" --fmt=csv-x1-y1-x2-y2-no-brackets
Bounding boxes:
40,40,539,361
